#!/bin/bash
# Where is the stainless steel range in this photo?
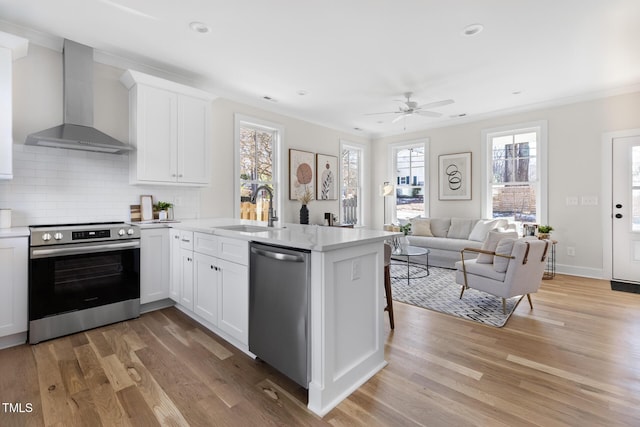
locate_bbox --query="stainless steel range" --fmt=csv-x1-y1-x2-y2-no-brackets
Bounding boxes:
28,222,141,344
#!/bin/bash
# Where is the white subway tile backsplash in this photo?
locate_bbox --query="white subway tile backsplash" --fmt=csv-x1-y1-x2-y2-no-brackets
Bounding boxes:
0,145,202,226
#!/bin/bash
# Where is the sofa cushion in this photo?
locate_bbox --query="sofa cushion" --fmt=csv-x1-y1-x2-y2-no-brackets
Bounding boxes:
411,218,433,237
493,238,516,273
468,219,507,242
429,218,451,237
477,230,519,264
447,218,477,239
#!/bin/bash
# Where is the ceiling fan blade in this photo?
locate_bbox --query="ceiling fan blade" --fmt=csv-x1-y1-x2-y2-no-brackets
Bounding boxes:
417,99,455,109
364,111,402,116
391,114,407,123
416,110,442,118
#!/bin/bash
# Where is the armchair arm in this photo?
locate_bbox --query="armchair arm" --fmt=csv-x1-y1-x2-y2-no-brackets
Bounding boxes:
460,248,516,259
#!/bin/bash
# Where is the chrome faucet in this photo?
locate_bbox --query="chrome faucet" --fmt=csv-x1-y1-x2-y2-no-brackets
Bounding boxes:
251,185,279,227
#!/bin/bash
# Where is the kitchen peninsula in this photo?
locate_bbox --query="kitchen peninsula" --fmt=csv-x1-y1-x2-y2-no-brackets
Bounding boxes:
172,219,400,417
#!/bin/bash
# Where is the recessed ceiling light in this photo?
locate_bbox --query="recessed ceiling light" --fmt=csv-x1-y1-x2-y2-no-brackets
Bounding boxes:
462,24,484,36
189,21,211,34
512,90,522,95
297,90,309,96
263,95,277,102
353,127,363,131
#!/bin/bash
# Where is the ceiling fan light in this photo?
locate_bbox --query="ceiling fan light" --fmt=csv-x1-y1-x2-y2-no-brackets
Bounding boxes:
462,23,484,36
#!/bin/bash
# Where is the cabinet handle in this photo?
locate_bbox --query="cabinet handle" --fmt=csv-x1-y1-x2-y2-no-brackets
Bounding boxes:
172,174,177,177
178,174,184,178
187,257,192,262
181,238,191,243
210,265,214,269
174,235,180,239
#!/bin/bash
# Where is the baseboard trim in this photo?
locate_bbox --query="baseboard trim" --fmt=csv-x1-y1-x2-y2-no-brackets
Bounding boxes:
556,264,604,279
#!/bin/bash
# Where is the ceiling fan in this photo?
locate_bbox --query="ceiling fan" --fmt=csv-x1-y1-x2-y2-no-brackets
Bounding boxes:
366,92,454,123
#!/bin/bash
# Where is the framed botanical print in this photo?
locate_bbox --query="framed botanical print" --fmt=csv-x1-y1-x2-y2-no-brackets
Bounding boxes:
316,153,338,200
289,149,315,200
439,152,472,200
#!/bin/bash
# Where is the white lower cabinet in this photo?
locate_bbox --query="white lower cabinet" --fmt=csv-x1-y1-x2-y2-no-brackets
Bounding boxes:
169,229,181,301
169,229,249,347
140,228,170,304
0,236,28,341
217,258,248,344
193,252,219,325
179,248,194,310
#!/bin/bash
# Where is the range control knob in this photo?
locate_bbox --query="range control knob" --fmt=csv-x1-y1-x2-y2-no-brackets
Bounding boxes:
127,228,135,235
54,232,63,240
42,233,52,242
118,229,126,236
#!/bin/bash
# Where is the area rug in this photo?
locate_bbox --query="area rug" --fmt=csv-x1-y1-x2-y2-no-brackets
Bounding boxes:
390,263,524,327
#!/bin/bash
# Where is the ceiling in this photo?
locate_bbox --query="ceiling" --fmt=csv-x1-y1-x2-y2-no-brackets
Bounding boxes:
1,0,640,138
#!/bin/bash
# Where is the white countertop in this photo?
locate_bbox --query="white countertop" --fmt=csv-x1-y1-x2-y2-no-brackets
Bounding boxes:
0,227,30,238
174,218,401,251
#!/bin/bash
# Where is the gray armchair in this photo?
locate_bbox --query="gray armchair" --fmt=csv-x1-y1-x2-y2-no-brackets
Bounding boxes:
454,238,549,314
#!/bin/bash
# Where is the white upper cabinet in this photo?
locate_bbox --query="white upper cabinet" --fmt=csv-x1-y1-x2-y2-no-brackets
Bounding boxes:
0,32,28,180
120,70,214,186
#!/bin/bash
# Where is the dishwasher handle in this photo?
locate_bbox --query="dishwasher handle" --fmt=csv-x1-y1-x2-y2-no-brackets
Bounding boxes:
251,246,306,262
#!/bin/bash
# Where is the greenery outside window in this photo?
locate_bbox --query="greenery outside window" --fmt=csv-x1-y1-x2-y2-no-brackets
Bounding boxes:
235,115,282,221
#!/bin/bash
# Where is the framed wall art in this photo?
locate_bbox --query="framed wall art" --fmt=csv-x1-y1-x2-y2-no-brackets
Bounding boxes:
439,152,472,200
316,153,338,200
289,149,315,200
140,195,154,220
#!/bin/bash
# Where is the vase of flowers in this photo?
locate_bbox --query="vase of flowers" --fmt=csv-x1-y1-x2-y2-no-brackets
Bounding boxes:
298,187,313,224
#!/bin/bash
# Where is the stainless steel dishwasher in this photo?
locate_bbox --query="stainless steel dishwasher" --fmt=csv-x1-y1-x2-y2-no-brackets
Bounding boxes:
249,242,311,388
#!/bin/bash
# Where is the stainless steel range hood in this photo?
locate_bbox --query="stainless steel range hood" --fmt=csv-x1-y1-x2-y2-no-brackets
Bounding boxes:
25,40,133,154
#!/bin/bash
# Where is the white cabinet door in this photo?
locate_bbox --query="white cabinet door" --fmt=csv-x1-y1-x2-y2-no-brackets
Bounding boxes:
217,259,248,344
193,252,219,325
135,85,177,183
180,248,194,310
169,229,181,302
140,228,170,304
0,237,28,337
177,95,211,184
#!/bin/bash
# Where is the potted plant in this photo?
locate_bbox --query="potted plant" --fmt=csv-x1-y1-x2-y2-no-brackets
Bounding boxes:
154,201,173,221
537,225,553,240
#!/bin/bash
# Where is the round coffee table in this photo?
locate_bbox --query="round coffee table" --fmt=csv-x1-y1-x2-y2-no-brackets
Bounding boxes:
391,245,430,284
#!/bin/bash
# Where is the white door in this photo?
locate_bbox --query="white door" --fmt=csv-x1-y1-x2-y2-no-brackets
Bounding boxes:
193,252,219,325
612,136,640,284
217,259,248,344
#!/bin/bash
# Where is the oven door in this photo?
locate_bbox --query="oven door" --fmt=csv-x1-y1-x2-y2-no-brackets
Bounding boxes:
29,240,140,321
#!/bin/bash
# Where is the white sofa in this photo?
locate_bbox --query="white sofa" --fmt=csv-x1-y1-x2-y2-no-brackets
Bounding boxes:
405,217,513,269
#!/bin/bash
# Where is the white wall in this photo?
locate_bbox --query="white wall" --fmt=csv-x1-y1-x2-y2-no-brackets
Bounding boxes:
204,98,370,225
2,42,371,227
372,91,640,278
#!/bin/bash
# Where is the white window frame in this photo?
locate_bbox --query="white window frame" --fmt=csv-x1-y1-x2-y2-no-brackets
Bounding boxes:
387,138,430,223
234,114,283,220
339,139,369,227
481,120,548,226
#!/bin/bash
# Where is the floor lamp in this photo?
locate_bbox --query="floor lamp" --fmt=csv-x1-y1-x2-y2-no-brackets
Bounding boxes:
380,181,394,226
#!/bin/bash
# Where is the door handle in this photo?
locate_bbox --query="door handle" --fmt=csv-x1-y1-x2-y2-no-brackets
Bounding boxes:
615,213,623,219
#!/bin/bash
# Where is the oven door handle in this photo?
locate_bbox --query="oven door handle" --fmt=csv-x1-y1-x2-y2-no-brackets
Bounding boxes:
30,241,141,258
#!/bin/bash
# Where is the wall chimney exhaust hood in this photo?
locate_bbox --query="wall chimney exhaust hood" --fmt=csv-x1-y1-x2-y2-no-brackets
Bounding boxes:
25,40,133,154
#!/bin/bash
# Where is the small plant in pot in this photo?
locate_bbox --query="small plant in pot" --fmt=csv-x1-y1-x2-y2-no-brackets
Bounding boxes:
154,201,173,221
537,225,553,240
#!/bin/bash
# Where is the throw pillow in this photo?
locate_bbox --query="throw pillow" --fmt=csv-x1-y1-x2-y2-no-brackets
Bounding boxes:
447,218,476,240
411,218,433,237
476,230,519,264
493,238,516,273
429,218,451,237
468,219,502,242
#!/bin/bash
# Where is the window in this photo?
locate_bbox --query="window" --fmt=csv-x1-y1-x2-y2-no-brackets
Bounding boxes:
482,121,547,230
340,142,363,225
389,140,429,222
235,115,282,221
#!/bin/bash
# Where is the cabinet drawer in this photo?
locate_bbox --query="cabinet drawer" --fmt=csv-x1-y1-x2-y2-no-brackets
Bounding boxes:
217,237,248,265
179,231,194,250
194,232,217,257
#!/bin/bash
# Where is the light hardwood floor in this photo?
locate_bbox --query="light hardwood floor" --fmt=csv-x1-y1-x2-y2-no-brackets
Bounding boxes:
1,274,640,426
